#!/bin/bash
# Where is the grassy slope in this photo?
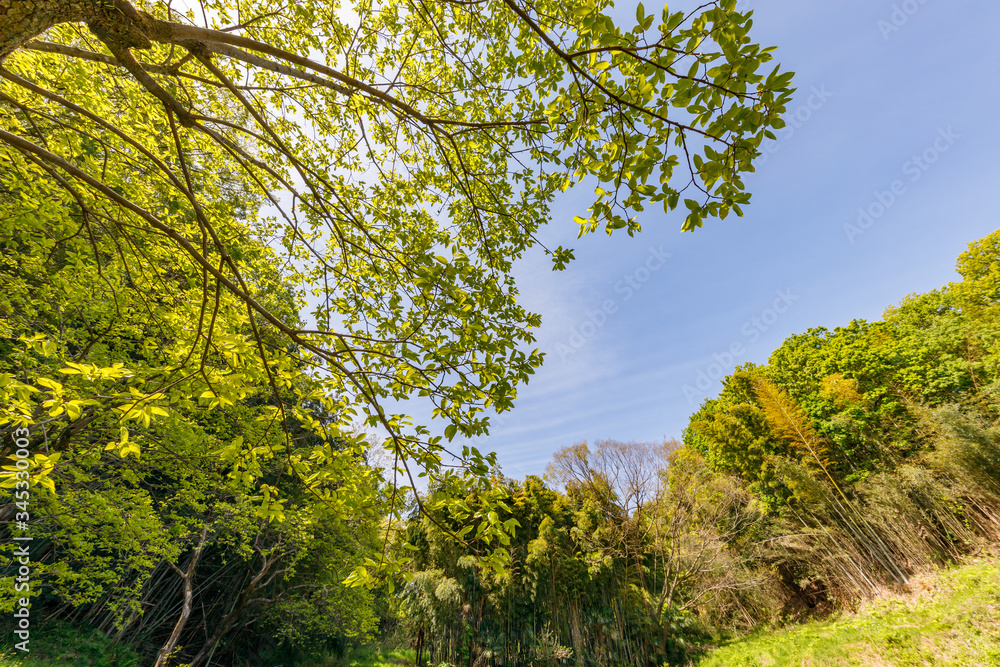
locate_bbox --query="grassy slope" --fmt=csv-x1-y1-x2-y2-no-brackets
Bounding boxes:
698,558,1000,667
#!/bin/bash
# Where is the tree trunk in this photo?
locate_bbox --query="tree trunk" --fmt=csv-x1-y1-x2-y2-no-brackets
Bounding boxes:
153,527,209,667
415,626,424,667
569,602,584,667
187,547,284,667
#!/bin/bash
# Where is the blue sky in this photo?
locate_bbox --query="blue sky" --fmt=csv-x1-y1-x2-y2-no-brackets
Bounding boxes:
462,0,1000,479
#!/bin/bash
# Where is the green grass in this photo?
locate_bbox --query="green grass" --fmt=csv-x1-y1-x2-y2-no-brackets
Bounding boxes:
0,621,138,667
0,621,415,667
0,629,415,667
317,647,416,667
698,558,1000,666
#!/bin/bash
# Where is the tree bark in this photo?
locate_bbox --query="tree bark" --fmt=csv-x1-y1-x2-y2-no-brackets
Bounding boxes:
154,527,209,667
0,0,167,61
0,0,91,59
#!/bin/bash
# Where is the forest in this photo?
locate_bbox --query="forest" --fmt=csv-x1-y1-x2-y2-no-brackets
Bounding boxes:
4,218,1000,666
2,0,998,664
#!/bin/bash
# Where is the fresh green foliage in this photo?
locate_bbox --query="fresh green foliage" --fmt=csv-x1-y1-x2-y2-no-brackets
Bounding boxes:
0,0,791,655
0,147,390,663
0,0,793,588
293,647,416,667
14,0,1000,663
680,228,1000,612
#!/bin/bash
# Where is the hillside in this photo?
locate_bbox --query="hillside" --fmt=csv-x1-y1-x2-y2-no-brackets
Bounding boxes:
698,558,1000,667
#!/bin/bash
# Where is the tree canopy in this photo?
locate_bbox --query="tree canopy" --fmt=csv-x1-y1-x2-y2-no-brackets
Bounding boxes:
0,0,792,576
